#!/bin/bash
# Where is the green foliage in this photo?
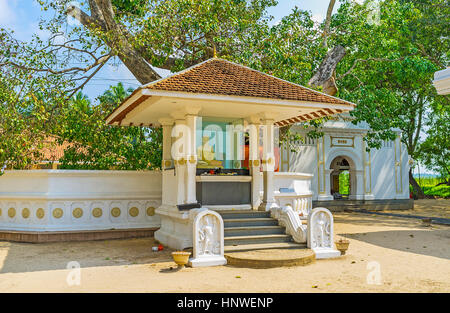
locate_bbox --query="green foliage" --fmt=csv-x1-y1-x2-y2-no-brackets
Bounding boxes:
339,171,350,195
56,84,162,170
418,104,450,180
0,28,74,172
422,185,450,198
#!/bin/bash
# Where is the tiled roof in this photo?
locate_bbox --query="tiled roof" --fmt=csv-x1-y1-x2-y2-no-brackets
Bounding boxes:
145,58,354,106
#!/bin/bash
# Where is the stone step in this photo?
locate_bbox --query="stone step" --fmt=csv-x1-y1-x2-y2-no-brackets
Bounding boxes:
224,225,286,237
224,242,306,253
223,218,279,228
225,247,315,268
219,210,271,220
224,234,292,246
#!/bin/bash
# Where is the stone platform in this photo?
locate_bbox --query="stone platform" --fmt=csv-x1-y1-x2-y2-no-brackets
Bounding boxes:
313,199,414,212
224,248,315,268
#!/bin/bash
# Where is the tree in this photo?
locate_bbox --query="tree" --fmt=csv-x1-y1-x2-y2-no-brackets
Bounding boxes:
419,104,450,185
34,0,276,86
0,29,74,173
326,0,449,197
56,85,162,170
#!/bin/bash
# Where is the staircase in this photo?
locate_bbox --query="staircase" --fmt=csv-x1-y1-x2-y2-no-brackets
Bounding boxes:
218,210,306,252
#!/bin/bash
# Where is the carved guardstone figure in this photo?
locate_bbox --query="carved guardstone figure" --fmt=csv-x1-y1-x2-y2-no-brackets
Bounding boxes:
307,207,340,259
189,209,227,267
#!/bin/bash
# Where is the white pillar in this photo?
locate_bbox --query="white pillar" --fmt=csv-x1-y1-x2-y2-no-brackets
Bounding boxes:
159,118,174,170
349,169,364,200
258,118,277,211
185,114,198,204
247,119,261,210
318,169,334,201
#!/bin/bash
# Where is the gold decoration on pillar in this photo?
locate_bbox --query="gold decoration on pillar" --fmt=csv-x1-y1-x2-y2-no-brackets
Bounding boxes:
22,208,30,219
178,158,186,165
72,208,83,218
129,207,139,217
111,207,121,218
252,160,260,167
8,208,16,218
189,155,197,164
162,160,172,168
52,208,63,219
36,208,45,219
146,207,156,216
0,208,2,216
92,208,103,218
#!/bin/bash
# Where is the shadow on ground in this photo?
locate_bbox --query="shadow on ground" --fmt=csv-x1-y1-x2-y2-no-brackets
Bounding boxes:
334,212,450,260
0,238,175,274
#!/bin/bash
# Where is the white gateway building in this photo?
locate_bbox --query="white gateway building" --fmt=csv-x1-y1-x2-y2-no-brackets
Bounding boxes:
280,114,413,211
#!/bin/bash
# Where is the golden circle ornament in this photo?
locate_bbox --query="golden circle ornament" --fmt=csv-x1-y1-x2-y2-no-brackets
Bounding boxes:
146,207,156,216
111,207,121,218
8,208,16,218
53,208,63,219
36,208,45,219
22,208,30,219
129,207,139,217
72,208,83,218
0,208,2,217
92,208,102,218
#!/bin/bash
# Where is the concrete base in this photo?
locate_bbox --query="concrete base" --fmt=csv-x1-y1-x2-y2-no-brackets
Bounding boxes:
313,247,341,259
313,199,414,212
317,194,333,201
154,206,193,250
0,228,158,243
188,256,227,267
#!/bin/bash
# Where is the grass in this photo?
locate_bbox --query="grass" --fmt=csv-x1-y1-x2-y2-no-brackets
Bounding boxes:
412,176,450,198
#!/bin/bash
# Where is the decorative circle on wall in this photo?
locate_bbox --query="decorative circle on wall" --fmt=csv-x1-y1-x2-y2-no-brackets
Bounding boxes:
129,207,139,217
111,207,121,218
253,160,260,167
52,208,63,219
72,208,83,218
8,208,16,218
0,208,2,217
146,207,156,216
92,208,102,218
22,208,30,219
36,208,45,219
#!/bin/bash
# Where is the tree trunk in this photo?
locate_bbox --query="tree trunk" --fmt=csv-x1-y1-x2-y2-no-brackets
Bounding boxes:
409,169,425,199
308,45,346,96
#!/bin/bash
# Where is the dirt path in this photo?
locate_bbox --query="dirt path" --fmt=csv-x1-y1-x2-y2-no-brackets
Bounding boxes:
0,210,449,292
382,199,450,219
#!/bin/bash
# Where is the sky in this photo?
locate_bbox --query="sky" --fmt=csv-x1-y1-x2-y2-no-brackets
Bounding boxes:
0,0,341,100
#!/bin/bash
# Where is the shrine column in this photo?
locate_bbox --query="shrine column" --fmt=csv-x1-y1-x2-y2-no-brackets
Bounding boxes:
258,117,277,211
171,114,188,205
349,169,364,200
185,113,198,204
247,117,262,210
159,118,174,170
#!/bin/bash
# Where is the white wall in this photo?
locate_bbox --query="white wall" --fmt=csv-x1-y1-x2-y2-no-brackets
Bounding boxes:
0,170,162,232
284,127,410,201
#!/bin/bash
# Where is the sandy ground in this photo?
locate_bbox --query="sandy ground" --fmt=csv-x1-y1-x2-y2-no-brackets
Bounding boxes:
383,199,450,219
0,202,449,292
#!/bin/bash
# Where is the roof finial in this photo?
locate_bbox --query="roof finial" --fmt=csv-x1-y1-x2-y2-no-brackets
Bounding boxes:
213,44,217,58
